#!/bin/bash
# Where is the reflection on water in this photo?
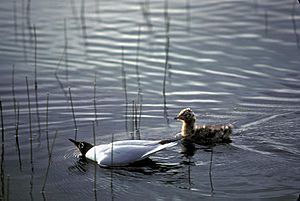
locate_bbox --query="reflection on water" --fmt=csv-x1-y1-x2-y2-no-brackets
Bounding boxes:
0,0,300,200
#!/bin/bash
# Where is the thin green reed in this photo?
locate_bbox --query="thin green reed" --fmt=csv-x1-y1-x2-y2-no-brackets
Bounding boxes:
93,73,98,125
121,47,129,135
110,133,114,167
41,130,58,192
163,2,170,125
110,132,115,200
0,99,4,200
0,100,4,144
68,88,78,140
6,175,9,201
45,94,50,155
25,77,33,143
12,65,17,121
64,18,69,83
15,102,22,171
135,26,143,131
135,25,141,91
209,149,214,194
291,0,300,51
33,25,41,138
92,121,97,196
163,5,170,103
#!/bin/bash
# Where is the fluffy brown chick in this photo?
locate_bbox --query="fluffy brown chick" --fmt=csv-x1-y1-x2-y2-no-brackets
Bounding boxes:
175,108,233,145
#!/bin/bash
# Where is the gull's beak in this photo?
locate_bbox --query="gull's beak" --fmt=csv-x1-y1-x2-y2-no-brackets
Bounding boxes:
69,138,80,148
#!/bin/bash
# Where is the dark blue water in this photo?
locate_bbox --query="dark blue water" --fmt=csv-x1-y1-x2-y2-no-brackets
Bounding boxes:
0,0,299,200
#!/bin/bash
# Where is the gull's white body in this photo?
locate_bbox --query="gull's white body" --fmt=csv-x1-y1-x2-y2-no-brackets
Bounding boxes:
85,140,177,167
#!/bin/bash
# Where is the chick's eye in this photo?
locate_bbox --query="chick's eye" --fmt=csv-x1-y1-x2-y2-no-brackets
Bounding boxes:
80,143,84,149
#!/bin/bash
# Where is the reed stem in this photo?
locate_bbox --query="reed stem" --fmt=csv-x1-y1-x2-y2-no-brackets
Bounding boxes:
291,0,300,51
68,88,78,140
93,73,98,125
163,7,170,125
25,77,33,142
64,18,69,83
92,121,97,193
110,133,114,167
0,99,4,200
34,25,41,139
0,100,4,144
13,1,17,43
110,133,114,199
186,0,191,31
41,130,58,192
121,46,128,135
45,94,50,155
135,25,141,91
80,0,87,45
264,9,268,35
15,102,22,171
209,148,214,194
6,175,9,201
12,65,17,121
21,0,27,63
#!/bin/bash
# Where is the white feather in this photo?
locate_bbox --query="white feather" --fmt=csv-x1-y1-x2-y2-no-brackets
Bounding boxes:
85,140,177,167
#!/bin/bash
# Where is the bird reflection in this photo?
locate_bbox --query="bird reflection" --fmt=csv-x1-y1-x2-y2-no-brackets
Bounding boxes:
180,139,215,194
180,138,197,159
68,156,89,174
68,156,180,175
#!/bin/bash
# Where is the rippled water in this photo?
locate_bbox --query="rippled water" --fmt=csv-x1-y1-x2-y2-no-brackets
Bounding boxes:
0,0,300,200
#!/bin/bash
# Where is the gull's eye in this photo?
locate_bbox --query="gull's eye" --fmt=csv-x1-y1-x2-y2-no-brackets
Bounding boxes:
80,143,84,149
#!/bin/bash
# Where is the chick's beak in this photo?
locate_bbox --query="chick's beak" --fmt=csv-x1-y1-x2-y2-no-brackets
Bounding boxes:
174,115,182,120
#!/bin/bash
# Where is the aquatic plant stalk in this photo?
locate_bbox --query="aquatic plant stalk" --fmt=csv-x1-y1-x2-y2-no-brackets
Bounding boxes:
264,10,268,35
110,133,114,199
121,46,129,135
54,30,68,98
0,100,4,144
6,175,9,201
25,77,33,143
92,121,97,193
209,149,214,194
26,77,34,199
135,25,141,91
13,1,18,43
162,7,170,125
0,99,4,199
110,133,114,167
15,102,22,171
41,130,58,192
33,25,42,139
185,0,191,31
64,18,69,83
68,88,78,140
45,94,50,155
93,73,98,125
12,65,17,120
291,0,300,51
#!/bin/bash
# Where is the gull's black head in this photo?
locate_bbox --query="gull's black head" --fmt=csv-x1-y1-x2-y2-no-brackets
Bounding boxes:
69,139,93,156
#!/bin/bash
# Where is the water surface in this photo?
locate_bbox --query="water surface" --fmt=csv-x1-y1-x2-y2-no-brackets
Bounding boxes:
0,0,300,200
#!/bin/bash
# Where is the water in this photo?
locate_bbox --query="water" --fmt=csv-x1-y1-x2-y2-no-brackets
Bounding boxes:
0,0,300,200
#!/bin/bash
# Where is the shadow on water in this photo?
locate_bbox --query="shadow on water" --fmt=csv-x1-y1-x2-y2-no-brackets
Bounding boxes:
180,139,215,195
68,155,181,176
